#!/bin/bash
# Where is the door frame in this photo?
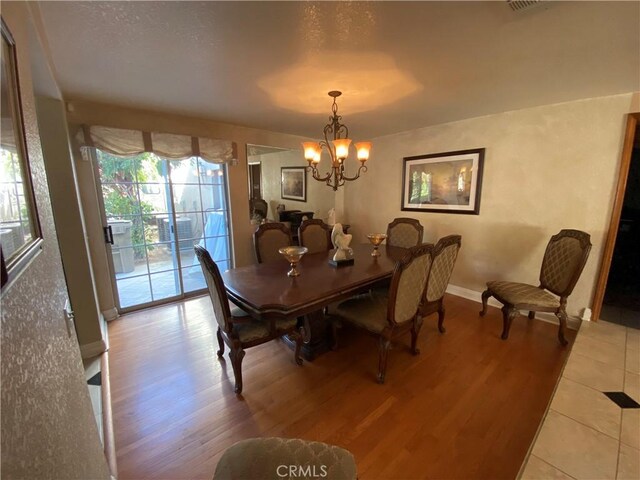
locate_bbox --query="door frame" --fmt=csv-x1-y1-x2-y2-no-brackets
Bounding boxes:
591,112,640,322
248,161,262,200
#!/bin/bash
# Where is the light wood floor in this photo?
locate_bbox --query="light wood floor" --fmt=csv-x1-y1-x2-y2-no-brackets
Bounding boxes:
108,294,575,480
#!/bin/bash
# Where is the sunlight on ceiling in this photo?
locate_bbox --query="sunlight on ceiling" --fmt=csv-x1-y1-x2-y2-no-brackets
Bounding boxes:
257,51,423,115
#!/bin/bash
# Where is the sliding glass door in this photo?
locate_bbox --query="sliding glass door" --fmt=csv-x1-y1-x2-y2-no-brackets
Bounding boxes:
94,150,231,312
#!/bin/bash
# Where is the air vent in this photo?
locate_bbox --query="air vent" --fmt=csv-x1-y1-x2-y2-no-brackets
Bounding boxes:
507,0,544,13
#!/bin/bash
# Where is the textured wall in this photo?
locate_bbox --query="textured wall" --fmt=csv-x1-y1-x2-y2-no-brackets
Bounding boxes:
0,3,110,479
256,149,336,222
343,93,636,317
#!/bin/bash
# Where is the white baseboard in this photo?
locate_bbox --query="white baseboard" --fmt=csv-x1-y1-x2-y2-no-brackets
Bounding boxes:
80,339,107,359
102,308,118,322
445,284,581,330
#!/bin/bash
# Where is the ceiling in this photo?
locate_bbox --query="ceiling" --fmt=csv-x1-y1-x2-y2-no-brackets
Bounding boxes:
37,1,639,139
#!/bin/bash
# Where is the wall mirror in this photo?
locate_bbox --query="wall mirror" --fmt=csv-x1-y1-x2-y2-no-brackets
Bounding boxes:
247,144,335,226
0,19,42,290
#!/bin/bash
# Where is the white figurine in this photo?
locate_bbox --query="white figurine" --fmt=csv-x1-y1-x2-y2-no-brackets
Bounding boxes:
327,208,336,226
331,223,353,262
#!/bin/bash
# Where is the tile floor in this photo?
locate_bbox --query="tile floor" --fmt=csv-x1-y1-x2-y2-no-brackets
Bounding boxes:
520,321,640,480
83,356,103,445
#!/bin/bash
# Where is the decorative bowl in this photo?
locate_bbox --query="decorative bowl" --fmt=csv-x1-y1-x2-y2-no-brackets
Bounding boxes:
366,234,387,256
279,246,309,277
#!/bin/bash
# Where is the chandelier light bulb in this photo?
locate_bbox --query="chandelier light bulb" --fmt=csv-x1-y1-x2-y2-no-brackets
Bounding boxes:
302,142,320,161
332,138,352,161
355,142,372,162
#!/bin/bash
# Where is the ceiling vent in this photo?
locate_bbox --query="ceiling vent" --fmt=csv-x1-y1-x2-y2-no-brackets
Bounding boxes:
507,0,545,13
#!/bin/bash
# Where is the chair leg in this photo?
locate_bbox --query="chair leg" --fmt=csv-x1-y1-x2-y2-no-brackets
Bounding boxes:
293,328,304,366
377,335,391,384
229,343,245,394
437,301,446,333
411,319,422,355
556,309,569,346
480,289,492,317
501,305,517,340
216,327,225,357
528,311,536,320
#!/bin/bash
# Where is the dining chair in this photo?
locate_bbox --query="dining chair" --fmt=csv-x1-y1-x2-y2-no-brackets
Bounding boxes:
299,219,332,254
333,243,434,383
386,217,424,248
214,437,357,480
419,235,462,335
479,229,591,345
253,222,293,263
195,246,303,394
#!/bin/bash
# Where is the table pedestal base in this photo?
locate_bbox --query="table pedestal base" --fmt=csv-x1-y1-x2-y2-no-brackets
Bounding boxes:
282,310,332,361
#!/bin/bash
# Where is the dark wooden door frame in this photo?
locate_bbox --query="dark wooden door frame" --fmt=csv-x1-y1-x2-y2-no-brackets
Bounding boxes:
591,112,640,322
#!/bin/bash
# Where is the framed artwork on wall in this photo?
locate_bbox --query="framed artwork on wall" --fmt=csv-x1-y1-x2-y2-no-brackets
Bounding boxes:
0,18,43,293
281,167,307,202
401,148,485,215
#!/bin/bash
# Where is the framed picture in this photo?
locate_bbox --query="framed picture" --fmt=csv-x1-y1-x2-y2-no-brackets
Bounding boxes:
401,148,485,215
1,18,43,292
281,167,307,202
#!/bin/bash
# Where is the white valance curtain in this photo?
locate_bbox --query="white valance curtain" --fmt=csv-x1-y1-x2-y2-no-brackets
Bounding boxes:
76,125,237,164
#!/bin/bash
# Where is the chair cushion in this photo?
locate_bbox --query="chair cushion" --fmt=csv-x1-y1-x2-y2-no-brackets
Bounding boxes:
213,437,357,480
487,281,560,308
334,291,389,334
232,317,297,343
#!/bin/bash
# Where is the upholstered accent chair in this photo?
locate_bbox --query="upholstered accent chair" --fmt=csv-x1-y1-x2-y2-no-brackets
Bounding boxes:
299,219,332,254
419,235,462,334
254,222,293,264
333,244,434,383
250,198,268,220
479,229,592,345
195,246,303,394
213,437,357,480
386,217,424,248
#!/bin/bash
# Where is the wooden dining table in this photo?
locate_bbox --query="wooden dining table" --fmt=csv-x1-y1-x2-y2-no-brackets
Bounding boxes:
222,243,409,359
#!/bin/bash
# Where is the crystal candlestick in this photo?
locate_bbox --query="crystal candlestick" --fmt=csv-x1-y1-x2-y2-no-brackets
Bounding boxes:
367,234,387,257
279,246,308,277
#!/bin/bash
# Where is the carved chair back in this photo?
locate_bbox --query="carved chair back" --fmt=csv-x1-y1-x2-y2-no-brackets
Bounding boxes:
194,245,232,333
386,218,424,248
424,235,462,303
387,243,434,326
299,219,332,254
539,229,592,298
254,222,293,264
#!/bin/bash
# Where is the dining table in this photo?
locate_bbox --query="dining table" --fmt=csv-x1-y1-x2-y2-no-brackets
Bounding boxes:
222,243,409,360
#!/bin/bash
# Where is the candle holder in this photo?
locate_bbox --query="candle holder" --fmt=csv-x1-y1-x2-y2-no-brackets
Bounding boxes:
367,233,387,257
279,246,308,277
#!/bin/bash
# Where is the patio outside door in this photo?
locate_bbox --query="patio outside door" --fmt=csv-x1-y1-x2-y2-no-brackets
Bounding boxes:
94,149,231,312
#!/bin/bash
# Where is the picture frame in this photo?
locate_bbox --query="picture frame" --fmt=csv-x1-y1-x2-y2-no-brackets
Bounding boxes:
281,167,307,202
0,18,43,292
401,148,485,215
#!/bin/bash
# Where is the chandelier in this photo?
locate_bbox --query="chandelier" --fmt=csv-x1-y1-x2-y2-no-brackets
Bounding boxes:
302,91,371,191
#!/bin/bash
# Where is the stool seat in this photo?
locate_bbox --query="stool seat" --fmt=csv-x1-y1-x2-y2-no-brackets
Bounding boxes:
213,437,357,480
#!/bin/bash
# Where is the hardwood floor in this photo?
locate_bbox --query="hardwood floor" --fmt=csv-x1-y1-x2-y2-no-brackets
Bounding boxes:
108,294,576,479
